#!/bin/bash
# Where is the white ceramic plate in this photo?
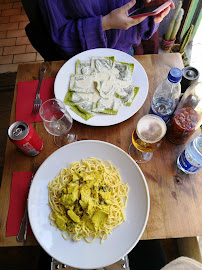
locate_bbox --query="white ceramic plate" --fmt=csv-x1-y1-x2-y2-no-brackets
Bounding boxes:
28,140,150,269
54,48,149,126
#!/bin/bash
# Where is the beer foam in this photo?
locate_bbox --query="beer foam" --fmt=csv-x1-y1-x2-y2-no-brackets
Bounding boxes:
137,115,167,143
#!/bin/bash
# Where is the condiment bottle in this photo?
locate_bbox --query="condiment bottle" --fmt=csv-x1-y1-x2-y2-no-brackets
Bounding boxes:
177,134,202,174
181,66,200,93
150,68,182,123
166,82,202,144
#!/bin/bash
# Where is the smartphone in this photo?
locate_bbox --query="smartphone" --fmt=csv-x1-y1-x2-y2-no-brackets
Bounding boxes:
128,1,171,18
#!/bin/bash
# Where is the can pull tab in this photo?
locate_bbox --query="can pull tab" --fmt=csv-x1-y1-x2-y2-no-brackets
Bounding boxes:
13,125,25,137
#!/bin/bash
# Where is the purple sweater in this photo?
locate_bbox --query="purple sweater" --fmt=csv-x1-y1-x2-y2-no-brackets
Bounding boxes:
39,0,159,58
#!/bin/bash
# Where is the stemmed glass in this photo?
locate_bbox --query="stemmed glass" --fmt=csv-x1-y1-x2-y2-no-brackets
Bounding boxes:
39,98,77,147
128,114,167,163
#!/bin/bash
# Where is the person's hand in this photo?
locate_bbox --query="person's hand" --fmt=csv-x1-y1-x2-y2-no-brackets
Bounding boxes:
144,0,175,23
102,0,148,31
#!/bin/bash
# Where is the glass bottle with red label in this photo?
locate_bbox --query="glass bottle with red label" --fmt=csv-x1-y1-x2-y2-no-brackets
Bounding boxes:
166,82,202,144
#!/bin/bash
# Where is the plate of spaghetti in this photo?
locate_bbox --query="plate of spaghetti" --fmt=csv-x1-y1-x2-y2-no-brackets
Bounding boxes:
28,140,149,269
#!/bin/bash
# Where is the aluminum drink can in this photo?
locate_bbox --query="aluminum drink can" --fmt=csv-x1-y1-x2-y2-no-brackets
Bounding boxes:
177,135,202,174
8,121,43,156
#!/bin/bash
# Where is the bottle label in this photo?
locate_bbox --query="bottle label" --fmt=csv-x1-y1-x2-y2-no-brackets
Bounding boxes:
150,107,170,122
178,150,200,173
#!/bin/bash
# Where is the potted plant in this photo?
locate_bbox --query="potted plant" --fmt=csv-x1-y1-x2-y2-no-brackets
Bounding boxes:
170,24,194,55
170,24,194,66
161,1,184,50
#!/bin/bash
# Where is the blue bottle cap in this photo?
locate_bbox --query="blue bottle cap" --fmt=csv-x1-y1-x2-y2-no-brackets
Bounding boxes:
168,68,183,83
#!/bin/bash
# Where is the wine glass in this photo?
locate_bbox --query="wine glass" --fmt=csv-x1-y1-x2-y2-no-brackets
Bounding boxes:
128,114,167,163
39,98,77,147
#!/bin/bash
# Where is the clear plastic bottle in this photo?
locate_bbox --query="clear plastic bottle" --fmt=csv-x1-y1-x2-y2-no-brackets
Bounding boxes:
177,135,202,174
150,68,183,123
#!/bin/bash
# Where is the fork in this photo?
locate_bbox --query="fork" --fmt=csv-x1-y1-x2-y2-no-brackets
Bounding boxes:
16,168,36,242
31,67,46,115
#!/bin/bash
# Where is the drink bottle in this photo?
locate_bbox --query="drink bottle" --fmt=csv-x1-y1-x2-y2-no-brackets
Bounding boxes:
177,134,202,174
150,68,182,123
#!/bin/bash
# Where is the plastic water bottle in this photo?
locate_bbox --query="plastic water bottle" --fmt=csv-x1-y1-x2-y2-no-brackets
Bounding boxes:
150,68,183,123
177,135,202,174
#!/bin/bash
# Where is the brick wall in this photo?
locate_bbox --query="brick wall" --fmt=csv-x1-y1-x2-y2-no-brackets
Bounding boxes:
0,0,44,74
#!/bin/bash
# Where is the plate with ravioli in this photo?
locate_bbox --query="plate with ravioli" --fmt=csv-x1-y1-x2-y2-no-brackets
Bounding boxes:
28,140,150,269
54,48,149,126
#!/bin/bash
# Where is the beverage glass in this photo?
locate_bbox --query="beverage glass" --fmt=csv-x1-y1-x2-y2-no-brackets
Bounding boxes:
39,98,77,147
128,114,167,163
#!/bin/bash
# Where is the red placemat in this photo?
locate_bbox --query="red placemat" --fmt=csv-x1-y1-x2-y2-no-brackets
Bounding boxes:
6,172,33,236
16,78,55,123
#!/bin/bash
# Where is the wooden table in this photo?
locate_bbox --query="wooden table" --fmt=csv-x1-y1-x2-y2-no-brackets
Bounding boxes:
0,53,201,248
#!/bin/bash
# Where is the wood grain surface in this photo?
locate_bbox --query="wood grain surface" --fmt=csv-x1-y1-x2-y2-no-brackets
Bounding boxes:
0,53,201,248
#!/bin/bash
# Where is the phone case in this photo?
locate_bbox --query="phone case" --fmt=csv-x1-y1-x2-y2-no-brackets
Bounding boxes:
129,1,171,19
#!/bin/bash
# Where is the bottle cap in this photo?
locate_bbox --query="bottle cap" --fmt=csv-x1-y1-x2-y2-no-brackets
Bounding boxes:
168,68,183,83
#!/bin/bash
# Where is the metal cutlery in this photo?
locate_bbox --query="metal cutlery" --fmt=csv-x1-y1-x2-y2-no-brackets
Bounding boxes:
16,170,35,242
31,67,46,115
51,256,130,270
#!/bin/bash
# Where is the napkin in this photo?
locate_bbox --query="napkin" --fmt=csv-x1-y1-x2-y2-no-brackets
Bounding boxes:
6,172,33,236
16,78,55,123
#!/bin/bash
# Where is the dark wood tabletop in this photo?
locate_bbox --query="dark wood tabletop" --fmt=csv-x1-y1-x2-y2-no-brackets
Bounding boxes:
0,53,201,247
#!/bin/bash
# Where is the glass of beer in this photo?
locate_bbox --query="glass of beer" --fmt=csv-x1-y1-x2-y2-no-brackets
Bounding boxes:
128,114,167,163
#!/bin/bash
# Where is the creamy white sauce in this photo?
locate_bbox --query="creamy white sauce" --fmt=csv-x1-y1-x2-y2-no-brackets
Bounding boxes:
68,57,136,114
70,74,95,93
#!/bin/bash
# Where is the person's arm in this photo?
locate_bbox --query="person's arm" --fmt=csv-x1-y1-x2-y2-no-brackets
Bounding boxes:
40,0,147,56
102,0,157,43
102,0,175,30
39,0,108,57
102,0,147,31
39,0,174,57
137,16,159,40
137,0,174,40
144,0,175,23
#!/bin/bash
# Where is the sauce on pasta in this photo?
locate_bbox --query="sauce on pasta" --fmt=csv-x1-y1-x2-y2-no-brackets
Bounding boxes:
48,158,129,243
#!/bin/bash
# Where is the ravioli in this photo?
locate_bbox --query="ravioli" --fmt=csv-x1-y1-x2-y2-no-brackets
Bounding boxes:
64,56,140,120
69,74,95,93
76,60,92,75
114,61,134,82
91,56,115,72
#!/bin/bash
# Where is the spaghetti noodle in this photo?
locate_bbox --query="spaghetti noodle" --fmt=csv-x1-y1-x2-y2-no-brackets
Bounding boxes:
48,157,129,243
